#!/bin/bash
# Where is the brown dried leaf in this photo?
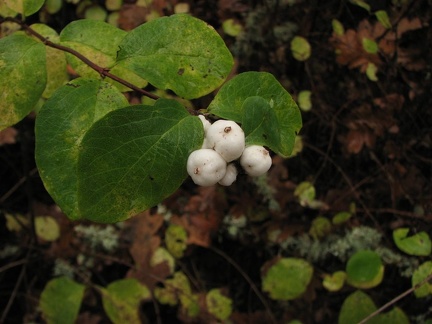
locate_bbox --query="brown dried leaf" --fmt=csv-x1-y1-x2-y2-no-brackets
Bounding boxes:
126,211,168,289
0,127,18,146
171,187,227,247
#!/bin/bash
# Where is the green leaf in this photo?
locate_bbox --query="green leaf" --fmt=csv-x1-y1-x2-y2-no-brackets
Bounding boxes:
339,290,409,324
412,261,432,298
206,289,233,321
294,181,315,206
40,277,86,324
35,78,128,221
30,24,69,98
165,224,188,258
60,19,147,91
241,96,280,151
346,250,384,289
309,216,332,240
77,99,204,223
338,290,378,324
208,72,302,157
332,19,345,36
322,271,346,292
4,0,44,16
154,271,192,306
362,38,379,54
45,0,63,14
0,34,46,130
298,90,312,111
378,307,409,324
290,36,311,61
393,228,432,256
117,14,234,99
222,18,243,37
262,257,313,300
35,216,60,241
349,0,371,12
375,10,392,29
0,2,18,17
332,211,352,225
101,278,150,324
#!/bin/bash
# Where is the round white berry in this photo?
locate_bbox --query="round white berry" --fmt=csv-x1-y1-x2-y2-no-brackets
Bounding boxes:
218,163,238,186
187,149,227,186
240,145,272,177
206,120,245,162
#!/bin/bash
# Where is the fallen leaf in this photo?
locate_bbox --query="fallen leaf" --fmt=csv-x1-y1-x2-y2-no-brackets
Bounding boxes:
126,211,170,289
0,127,18,146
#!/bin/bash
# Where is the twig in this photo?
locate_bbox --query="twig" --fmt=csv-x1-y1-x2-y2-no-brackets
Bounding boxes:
0,249,30,323
209,246,278,324
0,17,159,100
358,272,432,324
0,168,38,205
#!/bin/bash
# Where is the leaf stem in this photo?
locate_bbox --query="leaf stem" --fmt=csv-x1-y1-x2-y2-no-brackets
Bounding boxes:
1,17,159,100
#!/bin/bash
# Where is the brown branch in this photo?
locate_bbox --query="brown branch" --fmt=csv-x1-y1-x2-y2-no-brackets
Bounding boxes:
1,17,159,100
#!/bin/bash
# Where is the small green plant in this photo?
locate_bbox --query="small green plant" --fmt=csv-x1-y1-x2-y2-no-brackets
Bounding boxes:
0,5,302,224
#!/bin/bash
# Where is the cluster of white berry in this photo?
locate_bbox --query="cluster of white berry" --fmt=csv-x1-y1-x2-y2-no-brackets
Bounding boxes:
186,115,272,186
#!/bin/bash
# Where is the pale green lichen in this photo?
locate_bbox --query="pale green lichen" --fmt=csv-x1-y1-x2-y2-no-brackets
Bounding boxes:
74,224,120,252
252,174,280,212
52,259,75,278
277,226,419,277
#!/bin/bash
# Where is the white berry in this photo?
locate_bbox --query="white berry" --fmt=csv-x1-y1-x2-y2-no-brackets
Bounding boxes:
240,145,272,177
218,163,238,186
198,115,211,133
206,120,245,162
187,149,227,186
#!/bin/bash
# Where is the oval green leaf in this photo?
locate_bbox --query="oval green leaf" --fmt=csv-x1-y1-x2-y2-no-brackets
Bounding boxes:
262,257,313,300
412,261,432,298
346,250,384,289
206,289,233,321
393,228,432,256
40,277,86,324
338,290,377,324
0,34,46,130
290,36,311,61
35,216,60,241
208,72,302,157
77,99,204,223
35,78,128,221
165,224,188,258
101,278,150,324
4,0,44,16
117,14,234,99
60,19,147,91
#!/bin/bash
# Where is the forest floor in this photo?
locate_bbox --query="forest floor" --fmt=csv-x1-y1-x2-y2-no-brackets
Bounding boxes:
0,0,431,323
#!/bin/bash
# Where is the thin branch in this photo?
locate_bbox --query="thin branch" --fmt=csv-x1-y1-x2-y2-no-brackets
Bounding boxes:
209,246,277,324
358,272,432,324
0,167,37,205
1,17,159,100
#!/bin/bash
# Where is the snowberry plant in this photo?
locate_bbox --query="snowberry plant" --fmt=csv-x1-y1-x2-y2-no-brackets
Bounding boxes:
0,3,302,224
